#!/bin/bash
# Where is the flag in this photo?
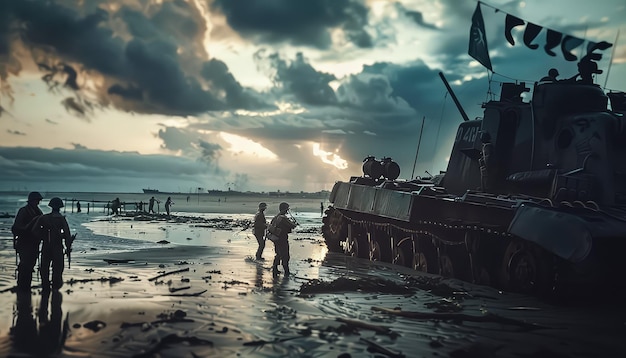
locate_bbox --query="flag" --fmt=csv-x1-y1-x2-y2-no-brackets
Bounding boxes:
468,3,492,71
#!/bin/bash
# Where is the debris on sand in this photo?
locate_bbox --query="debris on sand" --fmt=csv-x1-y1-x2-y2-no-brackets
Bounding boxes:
148,267,190,282
371,306,548,331
103,259,134,264
360,337,405,358
131,334,213,358
66,276,124,285
298,276,414,295
336,317,398,337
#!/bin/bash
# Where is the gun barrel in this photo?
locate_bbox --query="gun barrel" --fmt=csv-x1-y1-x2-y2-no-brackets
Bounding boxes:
438,71,470,122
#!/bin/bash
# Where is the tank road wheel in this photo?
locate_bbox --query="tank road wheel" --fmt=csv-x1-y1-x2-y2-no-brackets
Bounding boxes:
322,207,347,253
393,234,413,268
500,239,555,294
438,244,472,281
344,224,368,259
439,251,455,278
368,228,392,263
413,235,439,274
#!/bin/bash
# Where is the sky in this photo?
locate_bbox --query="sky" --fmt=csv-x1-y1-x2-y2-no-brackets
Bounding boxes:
1,0,625,194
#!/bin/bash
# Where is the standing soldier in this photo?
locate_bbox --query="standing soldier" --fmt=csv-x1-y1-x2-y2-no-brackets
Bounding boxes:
269,202,298,276
11,192,44,292
253,202,268,260
32,197,74,291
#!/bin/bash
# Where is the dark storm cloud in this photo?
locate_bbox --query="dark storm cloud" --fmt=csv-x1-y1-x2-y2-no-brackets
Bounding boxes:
257,52,338,106
156,126,225,171
200,59,269,109
197,140,222,163
0,146,223,192
157,126,196,152
395,3,438,30
211,0,372,49
0,0,269,116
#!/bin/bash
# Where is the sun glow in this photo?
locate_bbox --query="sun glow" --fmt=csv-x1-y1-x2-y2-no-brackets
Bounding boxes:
220,132,277,159
312,143,348,169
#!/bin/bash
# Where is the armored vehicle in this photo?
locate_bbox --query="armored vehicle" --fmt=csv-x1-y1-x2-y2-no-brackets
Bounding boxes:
322,56,626,295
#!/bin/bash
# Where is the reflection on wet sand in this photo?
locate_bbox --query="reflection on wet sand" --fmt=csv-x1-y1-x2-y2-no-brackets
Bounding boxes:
11,289,68,356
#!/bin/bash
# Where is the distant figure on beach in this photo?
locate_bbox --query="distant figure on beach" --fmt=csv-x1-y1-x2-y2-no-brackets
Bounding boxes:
253,202,268,260
111,198,121,215
148,197,159,213
31,197,74,291
76,201,81,213
320,202,324,217
186,195,190,203
269,202,298,277
138,201,144,212
11,191,44,292
165,197,173,216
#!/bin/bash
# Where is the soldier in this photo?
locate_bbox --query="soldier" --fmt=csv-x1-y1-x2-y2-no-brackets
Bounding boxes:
32,197,74,291
269,202,298,276
253,202,268,260
11,192,44,292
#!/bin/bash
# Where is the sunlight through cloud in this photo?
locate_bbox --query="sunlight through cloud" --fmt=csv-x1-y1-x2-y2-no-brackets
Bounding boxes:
312,143,348,169
220,132,277,159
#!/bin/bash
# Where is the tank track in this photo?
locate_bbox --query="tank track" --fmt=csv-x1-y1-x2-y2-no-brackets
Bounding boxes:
323,206,560,295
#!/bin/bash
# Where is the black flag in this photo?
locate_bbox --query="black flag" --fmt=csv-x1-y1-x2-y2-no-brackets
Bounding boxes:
468,3,492,71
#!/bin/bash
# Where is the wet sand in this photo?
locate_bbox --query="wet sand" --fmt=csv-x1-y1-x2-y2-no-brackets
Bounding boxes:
0,197,625,357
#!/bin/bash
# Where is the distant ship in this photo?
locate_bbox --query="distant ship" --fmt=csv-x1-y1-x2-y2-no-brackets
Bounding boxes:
142,188,160,194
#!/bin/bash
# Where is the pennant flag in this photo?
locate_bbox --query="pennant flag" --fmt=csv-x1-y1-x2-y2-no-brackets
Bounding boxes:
544,29,563,56
561,35,585,61
504,14,525,45
499,7,612,62
523,22,542,50
468,3,492,70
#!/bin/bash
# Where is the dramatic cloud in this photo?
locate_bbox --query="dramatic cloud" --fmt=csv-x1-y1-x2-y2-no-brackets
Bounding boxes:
211,0,373,49
0,146,222,192
0,0,270,116
0,0,624,193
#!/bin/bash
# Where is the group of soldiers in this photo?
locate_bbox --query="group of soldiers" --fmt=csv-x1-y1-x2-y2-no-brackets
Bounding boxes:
10,193,301,292
253,201,298,276
11,192,75,292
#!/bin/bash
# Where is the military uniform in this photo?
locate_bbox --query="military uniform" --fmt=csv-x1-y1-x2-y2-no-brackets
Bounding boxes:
11,193,44,291
32,198,72,290
270,202,297,276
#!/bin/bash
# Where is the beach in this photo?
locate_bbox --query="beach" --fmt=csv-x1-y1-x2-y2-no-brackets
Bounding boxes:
0,192,625,357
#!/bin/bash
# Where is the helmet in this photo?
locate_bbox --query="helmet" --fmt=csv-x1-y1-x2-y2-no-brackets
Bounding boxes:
48,197,64,209
548,68,559,78
279,202,290,212
258,202,267,209
28,191,43,202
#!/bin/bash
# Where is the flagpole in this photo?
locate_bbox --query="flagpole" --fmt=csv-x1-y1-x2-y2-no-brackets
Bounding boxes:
603,29,620,90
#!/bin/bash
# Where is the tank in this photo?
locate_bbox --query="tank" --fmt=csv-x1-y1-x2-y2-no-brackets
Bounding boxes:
322,56,626,297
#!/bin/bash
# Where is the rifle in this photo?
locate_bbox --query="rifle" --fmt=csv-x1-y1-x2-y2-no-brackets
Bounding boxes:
66,233,77,269
12,235,18,278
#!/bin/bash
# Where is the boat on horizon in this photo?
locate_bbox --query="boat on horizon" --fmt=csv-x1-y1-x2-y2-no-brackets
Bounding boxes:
142,188,160,194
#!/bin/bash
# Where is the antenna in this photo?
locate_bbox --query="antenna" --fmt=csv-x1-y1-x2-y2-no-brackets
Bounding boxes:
603,29,620,90
411,116,426,179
